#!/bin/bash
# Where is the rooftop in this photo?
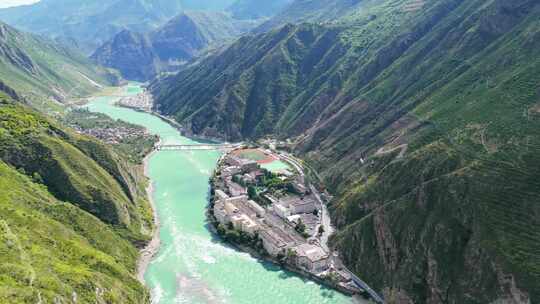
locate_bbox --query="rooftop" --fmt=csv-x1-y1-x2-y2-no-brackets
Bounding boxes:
295,243,329,262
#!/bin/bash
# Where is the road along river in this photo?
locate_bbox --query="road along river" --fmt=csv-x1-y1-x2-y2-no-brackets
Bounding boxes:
86,85,367,304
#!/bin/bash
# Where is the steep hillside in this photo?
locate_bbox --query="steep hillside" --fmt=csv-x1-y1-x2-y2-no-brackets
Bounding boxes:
255,0,364,33
92,11,257,81
0,21,114,103
227,0,293,20
0,97,154,245
91,30,157,82
152,0,540,302
0,93,152,302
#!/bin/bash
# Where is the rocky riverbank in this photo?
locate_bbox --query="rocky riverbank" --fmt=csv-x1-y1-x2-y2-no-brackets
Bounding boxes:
137,139,161,283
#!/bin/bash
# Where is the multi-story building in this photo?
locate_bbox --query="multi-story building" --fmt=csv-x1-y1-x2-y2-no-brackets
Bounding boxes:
294,243,330,273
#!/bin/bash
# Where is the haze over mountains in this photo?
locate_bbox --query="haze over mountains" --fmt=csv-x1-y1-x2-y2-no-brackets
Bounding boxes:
0,0,539,303
0,0,237,52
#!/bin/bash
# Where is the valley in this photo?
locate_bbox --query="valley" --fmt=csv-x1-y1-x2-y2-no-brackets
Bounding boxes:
0,0,538,303
85,84,367,304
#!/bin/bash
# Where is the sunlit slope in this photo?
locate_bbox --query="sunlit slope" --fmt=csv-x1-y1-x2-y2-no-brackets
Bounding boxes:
0,97,153,245
0,22,113,102
0,93,150,303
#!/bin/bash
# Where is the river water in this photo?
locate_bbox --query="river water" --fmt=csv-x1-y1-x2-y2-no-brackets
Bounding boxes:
86,85,362,304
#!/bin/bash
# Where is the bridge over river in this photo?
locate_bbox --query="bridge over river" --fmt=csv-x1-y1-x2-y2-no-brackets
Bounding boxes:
156,143,242,151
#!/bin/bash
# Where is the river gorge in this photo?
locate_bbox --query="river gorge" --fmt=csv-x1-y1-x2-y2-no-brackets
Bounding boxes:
85,85,366,304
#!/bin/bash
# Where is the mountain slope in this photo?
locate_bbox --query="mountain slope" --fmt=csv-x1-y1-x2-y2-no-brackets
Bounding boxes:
255,0,364,33
91,30,157,82
0,93,152,302
0,21,113,103
0,0,191,53
0,0,239,53
152,0,540,302
227,0,293,20
92,11,257,81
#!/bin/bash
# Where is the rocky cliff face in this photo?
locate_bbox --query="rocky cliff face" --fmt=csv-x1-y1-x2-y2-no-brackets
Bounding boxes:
152,0,540,302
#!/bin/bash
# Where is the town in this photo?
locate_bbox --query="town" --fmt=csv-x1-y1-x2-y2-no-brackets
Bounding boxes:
116,90,153,112
209,146,371,298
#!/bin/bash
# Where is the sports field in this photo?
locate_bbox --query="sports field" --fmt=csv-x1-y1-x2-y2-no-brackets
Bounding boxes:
233,149,275,164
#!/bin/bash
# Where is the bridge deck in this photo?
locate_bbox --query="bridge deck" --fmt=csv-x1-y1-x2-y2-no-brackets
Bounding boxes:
156,144,240,151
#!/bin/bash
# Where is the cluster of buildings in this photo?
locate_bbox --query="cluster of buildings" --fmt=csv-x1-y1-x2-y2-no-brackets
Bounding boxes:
117,91,153,112
73,126,149,145
212,151,332,275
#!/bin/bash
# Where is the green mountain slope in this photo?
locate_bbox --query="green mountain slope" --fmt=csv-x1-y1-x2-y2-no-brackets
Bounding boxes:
152,0,540,302
227,0,293,20
0,21,114,104
0,93,152,302
92,11,258,81
0,0,237,53
255,0,364,32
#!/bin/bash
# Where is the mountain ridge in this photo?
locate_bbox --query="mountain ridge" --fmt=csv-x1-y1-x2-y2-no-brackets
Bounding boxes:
0,21,114,105
92,10,259,81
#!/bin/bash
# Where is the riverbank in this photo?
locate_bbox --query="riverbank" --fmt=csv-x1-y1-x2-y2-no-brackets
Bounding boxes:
85,84,360,304
115,86,230,144
205,206,368,300
137,139,162,283
208,148,373,300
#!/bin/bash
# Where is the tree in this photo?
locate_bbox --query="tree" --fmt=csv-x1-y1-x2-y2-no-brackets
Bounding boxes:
295,219,306,234
248,185,257,200
318,226,325,236
286,248,297,261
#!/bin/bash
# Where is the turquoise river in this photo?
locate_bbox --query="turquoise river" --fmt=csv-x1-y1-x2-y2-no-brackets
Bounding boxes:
86,85,367,304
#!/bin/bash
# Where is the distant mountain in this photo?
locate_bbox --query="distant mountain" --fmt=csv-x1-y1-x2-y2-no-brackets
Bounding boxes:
91,30,157,82
0,0,236,53
227,0,293,20
92,11,258,81
0,21,114,103
152,0,540,302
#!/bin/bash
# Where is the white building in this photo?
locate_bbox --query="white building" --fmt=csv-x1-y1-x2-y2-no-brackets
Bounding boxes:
259,230,289,256
286,196,318,215
225,195,248,204
231,214,260,236
214,201,229,224
273,204,291,219
259,227,297,257
294,243,330,273
222,166,241,177
247,200,266,217
215,189,229,201
228,180,247,197
226,156,259,173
